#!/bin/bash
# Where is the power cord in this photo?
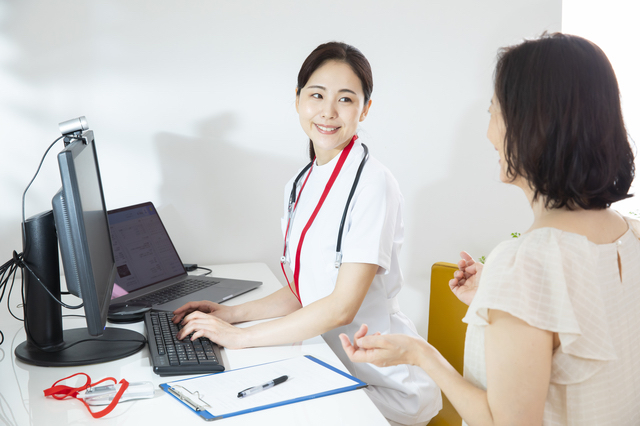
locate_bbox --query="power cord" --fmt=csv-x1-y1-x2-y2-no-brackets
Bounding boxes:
21,135,64,226
14,252,82,310
184,263,212,276
196,267,212,276
0,256,21,346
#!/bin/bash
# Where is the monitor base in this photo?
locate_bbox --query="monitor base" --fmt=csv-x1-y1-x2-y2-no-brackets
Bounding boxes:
15,327,145,367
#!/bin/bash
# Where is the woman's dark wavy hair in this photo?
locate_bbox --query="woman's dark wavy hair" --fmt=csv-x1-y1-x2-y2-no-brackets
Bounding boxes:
296,42,373,161
495,32,634,209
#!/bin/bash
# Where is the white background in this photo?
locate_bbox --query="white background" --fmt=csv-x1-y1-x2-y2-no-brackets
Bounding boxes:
563,0,640,217
0,0,565,337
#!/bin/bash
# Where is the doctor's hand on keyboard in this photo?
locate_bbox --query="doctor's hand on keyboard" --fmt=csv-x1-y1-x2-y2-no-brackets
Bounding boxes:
174,309,248,351
172,300,235,325
146,311,225,376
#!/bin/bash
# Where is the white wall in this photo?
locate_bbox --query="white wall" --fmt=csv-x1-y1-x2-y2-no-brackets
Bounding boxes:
563,0,640,216
0,0,561,337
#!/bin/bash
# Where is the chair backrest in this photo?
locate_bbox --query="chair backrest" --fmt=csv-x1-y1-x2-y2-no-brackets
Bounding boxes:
427,262,468,426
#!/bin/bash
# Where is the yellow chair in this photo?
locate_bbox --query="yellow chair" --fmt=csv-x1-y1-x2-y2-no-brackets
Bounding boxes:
427,262,468,426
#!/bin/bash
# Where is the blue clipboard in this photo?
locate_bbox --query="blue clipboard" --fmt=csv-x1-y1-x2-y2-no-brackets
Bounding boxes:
159,355,367,421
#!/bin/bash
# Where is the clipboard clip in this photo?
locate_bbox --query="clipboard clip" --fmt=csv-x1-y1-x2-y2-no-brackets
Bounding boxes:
167,385,211,412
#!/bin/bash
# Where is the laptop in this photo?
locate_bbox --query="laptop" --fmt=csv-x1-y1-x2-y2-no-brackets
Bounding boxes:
107,201,261,312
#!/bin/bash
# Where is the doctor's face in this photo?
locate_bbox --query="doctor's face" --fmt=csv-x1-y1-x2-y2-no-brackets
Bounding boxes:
296,60,371,165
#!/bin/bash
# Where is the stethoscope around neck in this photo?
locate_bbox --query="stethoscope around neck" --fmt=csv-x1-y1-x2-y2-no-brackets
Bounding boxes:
281,142,369,269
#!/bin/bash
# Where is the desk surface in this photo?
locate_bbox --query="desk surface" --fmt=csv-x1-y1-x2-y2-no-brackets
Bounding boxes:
0,263,388,425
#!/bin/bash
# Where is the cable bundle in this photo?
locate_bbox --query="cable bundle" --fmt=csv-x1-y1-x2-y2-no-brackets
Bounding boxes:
0,251,25,345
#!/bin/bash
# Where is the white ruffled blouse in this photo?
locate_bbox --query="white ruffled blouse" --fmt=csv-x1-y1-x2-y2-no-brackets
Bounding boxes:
462,217,640,425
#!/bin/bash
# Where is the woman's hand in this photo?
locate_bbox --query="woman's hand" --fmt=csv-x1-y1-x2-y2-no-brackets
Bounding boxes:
176,311,247,349
172,300,235,324
449,251,482,306
339,324,426,368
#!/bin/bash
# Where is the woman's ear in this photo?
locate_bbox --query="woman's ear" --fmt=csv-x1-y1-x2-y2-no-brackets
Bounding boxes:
295,87,300,113
360,99,372,122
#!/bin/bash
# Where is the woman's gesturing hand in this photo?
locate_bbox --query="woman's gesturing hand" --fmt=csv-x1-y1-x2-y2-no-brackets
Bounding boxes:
449,251,482,306
339,324,425,368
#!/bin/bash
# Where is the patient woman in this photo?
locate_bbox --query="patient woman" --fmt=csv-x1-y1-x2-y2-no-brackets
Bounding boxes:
340,33,640,425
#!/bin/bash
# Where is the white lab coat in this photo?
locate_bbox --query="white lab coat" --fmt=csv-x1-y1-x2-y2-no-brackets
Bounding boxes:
281,139,442,425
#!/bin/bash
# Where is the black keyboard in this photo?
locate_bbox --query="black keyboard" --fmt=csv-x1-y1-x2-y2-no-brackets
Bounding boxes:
145,311,225,376
130,278,219,306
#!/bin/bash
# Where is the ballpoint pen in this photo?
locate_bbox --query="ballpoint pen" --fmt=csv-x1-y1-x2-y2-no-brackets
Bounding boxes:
237,375,289,398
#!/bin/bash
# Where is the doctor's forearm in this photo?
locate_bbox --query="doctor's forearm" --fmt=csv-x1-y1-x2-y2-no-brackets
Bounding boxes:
231,286,301,323
238,295,354,347
236,263,375,347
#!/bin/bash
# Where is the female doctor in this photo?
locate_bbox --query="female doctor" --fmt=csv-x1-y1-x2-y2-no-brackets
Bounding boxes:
173,42,440,426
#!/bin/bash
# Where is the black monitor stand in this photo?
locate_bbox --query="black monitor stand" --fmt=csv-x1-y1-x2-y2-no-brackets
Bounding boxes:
14,211,145,367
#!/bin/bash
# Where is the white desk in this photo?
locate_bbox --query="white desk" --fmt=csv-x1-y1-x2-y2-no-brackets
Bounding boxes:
0,263,388,425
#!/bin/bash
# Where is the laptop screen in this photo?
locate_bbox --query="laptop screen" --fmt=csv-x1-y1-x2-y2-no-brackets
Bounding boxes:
108,203,186,293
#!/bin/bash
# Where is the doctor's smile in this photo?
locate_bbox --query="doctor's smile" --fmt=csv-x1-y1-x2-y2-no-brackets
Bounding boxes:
314,123,340,134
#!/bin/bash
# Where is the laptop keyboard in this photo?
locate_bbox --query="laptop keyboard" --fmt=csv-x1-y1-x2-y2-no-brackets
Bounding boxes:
129,278,219,306
145,311,225,376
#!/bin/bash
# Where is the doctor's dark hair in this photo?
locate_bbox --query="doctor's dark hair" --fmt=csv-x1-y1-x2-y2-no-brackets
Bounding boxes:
495,32,634,210
296,42,373,161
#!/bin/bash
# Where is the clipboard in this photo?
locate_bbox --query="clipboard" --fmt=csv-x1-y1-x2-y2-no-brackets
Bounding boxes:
159,355,367,421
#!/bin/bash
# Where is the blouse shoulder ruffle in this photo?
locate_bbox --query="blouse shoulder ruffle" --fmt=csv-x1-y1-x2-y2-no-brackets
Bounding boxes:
462,226,626,384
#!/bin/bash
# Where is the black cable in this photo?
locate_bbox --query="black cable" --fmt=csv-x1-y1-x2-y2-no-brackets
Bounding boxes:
21,135,64,225
0,253,23,345
12,252,83,310
7,262,23,321
196,266,212,276
0,263,9,305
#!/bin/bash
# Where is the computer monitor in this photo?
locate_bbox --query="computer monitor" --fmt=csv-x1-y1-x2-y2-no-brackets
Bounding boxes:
15,130,145,367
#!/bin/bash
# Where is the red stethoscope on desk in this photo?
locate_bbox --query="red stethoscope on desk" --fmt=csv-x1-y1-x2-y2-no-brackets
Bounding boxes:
280,136,369,303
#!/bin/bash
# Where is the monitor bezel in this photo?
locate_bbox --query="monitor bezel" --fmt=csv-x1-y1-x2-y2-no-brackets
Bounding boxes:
53,131,116,335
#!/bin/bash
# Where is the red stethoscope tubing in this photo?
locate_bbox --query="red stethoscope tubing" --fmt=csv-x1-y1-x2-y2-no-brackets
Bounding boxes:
281,136,357,304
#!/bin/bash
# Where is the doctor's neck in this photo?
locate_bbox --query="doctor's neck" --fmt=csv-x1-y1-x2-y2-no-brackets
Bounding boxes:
313,138,353,166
